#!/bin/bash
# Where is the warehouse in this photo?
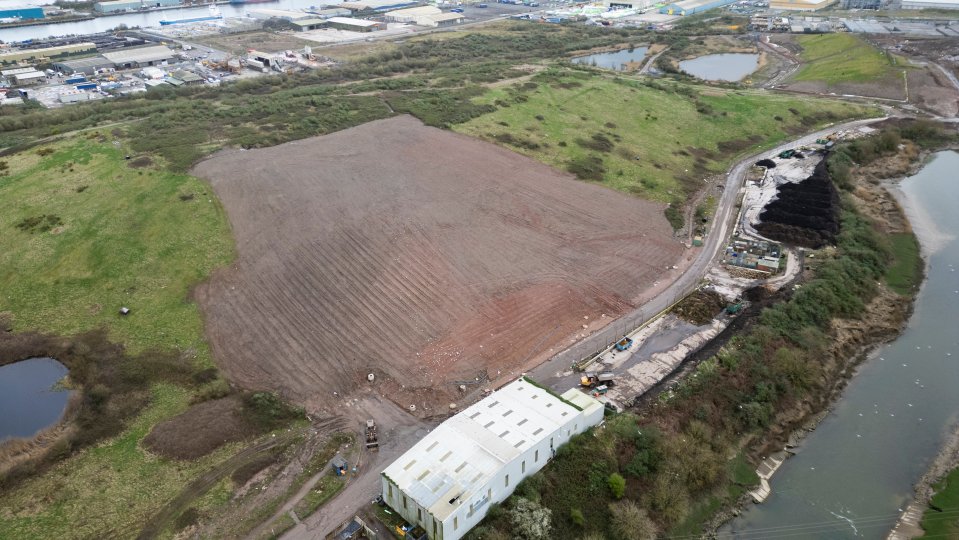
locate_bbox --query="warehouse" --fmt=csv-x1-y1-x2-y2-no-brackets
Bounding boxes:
660,0,736,15
291,17,329,30
902,0,959,8
0,43,96,65
326,16,386,31
340,0,419,12
770,0,836,10
385,5,441,22
247,8,314,21
0,6,45,20
102,45,174,68
94,0,182,13
422,12,465,26
53,56,116,75
603,0,657,9
1,67,47,86
382,377,604,540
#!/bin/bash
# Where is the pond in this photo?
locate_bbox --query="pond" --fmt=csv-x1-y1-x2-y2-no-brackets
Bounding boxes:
678,53,760,82
0,357,71,441
725,151,959,538
572,47,649,71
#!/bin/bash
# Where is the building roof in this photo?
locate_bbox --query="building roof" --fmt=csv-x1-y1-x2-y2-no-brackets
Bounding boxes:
327,16,381,26
1,67,37,76
291,17,329,26
54,56,115,70
14,70,46,79
383,378,592,522
102,45,173,65
340,0,417,10
428,12,466,21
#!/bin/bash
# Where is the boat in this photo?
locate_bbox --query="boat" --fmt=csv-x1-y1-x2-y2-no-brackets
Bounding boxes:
159,4,223,25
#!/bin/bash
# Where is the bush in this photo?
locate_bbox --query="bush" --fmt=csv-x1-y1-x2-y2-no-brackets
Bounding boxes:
567,155,606,182
608,500,657,540
509,498,552,540
570,507,585,526
608,473,626,499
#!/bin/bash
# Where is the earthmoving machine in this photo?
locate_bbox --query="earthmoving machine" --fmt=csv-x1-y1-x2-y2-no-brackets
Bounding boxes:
614,337,634,351
581,371,615,389
365,419,379,451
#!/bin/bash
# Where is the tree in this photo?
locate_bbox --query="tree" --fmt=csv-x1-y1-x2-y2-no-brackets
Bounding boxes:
608,472,626,499
509,498,552,540
608,500,657,540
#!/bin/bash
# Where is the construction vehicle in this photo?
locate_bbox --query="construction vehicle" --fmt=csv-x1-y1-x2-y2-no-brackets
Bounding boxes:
581,371,615,389
778,149,796,159
614,337,634,351
365,419,379,451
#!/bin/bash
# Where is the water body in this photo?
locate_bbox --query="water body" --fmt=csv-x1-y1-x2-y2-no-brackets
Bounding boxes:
725,151,959,539
678,53,759,82
0,0,327,41
572,47,648,71
0,357,72,441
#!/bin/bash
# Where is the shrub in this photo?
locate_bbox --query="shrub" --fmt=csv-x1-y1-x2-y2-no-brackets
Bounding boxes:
509,498,552,540
608,500,657,540
608,473,626,499
570,507,585,526
567,155,605,181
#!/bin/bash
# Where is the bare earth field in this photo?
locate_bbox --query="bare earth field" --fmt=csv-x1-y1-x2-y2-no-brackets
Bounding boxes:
192,116,684,415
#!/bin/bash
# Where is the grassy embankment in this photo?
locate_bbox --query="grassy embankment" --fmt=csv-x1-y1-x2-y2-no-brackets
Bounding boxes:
466,123,954,540
792,33,903,85
921,467,959,537
885,233,922,294
456,69,876,224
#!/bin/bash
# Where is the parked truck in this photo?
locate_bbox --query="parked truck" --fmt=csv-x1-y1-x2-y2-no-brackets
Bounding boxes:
365,419,379,451
580,371,615,389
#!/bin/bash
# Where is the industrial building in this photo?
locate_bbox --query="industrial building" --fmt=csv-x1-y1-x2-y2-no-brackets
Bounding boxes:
1,67,47,86
340,0,419,12
326,16,386,31
53,56,116,75
382,377,604,540
0,43,97,65
660,0,736,15
102,45,174,68
385,5,441,22
423,12,465,26
0,6,45,20
902,0,959,8
770,0,836,10
603,0,657,9
94,0,182,13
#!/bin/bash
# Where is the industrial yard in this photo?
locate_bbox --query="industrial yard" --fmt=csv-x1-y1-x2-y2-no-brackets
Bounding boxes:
191,115,684,415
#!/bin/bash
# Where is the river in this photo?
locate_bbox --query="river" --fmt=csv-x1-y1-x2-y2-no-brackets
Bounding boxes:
0,0,328,42
725,151,959,539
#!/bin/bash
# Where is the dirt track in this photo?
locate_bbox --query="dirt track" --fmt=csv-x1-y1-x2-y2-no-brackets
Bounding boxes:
192,115,682,413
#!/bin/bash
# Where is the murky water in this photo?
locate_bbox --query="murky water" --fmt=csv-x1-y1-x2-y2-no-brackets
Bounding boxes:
571,47,648,71
679,53,759,82
725,151,959,539
0,357,71,441
0,0,327,41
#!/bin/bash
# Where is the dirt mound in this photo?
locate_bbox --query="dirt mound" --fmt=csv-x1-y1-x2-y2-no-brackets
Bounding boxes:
756,159,776,169
192,115,684,413
755,157,840,249
127,156,153,168
143,396,259,459
672,289,726,326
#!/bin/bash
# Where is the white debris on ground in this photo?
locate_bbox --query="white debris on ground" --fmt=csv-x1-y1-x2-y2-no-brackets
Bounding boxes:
296,24,416,44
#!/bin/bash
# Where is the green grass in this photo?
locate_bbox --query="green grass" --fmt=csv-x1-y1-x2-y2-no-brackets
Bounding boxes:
921,467,959,537
456,70,875,204
0,384,243,539
293,473,346,519
0,137,233,360
885,233,922,295
792,34,900,85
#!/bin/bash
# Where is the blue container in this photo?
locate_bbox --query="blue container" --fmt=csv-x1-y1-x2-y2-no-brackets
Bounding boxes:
65,76,87,84
75,83,98,91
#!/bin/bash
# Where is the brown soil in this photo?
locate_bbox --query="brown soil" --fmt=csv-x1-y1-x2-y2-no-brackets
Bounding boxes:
192,115,683,414
142,396,259,460
128,156,153,168
671,289,726,326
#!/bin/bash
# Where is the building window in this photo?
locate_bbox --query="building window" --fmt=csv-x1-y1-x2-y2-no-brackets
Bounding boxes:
535,449,539,462
434,520,438,537
505,474,509,487
388,484,393,499
403,495,407,509
417,508,422,522
522,460,526,474
454,517,458,531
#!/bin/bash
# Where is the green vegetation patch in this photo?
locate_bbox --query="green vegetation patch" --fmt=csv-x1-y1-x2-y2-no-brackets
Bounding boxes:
921,466,959,538
456,69,874,205
793,34,900,85
885,233,922,295
0,137,232,356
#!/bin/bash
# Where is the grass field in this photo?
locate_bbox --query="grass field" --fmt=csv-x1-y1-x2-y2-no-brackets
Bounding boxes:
0,135,235,537
0,136,233,357
792,34,899,85
921,467,959,537
456,69,876,204
885,232,923,295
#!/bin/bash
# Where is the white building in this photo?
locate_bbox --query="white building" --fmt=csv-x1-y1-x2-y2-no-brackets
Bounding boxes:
901,0,959,8
381,377,604,540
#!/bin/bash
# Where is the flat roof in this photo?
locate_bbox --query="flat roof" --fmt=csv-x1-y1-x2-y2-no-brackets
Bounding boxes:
327,16,381,26
14,71,46,79
341,0,417,9
428,12,465,21
383,378,586,522
291,17,329,25
386,5,441,15
102,45,173,64
1,67,37,76
54,56,114,69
